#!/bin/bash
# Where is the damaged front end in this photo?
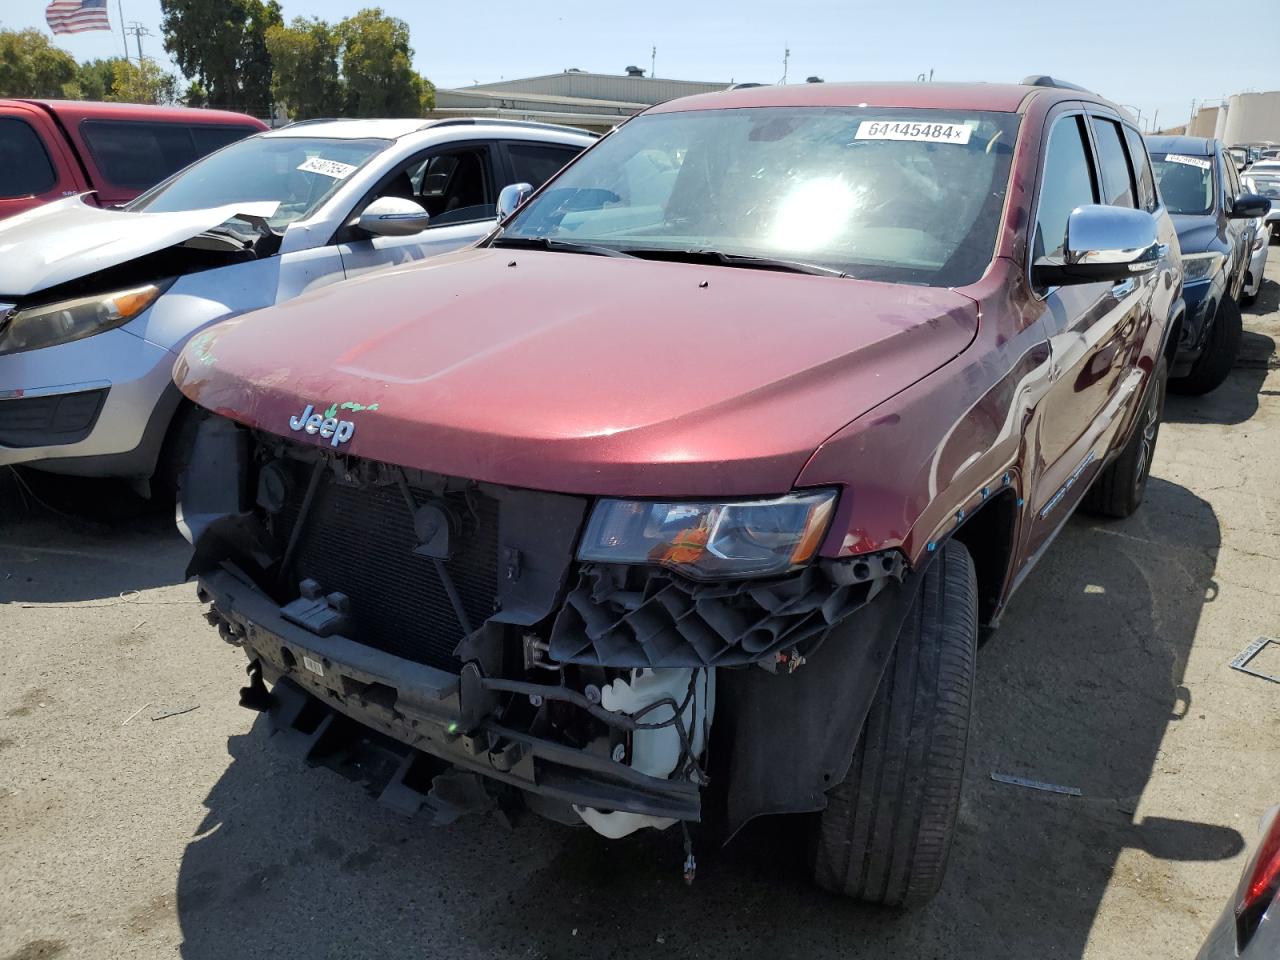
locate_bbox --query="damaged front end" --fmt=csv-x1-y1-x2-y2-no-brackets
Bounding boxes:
184,416,917,839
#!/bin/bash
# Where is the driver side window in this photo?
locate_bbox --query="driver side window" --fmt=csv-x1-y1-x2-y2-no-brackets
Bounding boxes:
364,144,496,229
1034,116,1099,261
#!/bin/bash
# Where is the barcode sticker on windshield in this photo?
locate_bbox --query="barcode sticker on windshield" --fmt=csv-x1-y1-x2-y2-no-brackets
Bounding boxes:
1164,154,1211,170
297,157,358,179
854,120,972,145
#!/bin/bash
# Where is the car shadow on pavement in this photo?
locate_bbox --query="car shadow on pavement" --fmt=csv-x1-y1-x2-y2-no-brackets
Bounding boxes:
174,476,1238,960
0,468,188,603
1163,329,1275,426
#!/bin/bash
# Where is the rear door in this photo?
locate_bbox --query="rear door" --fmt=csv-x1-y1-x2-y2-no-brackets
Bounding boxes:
0,104,85,221
337,141,501,280
498,139,585,191
1024,109,1149,555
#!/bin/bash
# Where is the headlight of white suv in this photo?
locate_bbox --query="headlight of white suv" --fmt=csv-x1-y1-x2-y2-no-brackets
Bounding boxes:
577,489,838,579
0,283,167,356
1181,251,1224,286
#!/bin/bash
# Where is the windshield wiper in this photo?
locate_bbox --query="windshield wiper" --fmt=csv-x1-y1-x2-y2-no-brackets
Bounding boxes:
615,247,849,278
490,236,637,258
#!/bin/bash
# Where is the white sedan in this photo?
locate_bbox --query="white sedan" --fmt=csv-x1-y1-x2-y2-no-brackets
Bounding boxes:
0,117,593,492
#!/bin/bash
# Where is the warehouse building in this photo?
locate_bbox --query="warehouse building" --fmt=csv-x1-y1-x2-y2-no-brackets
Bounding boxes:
427,68,734,132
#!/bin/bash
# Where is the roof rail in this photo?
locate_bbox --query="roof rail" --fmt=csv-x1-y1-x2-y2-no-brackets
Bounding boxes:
1021,75,1092,94
278,117,341,128
420,117,600,137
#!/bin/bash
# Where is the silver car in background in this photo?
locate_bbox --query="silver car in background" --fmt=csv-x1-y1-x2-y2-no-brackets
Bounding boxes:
1197,805,1280,959
0,118,592,493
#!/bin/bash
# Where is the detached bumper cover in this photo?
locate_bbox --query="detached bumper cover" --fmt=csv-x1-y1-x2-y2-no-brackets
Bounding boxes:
201,566,701,822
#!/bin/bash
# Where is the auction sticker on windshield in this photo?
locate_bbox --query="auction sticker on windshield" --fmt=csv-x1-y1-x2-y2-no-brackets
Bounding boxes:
297,157,358,179
1163,154,1212,170
854,120,972,145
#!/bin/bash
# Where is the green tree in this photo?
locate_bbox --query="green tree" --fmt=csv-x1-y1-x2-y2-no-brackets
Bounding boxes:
108,60,180,106
337,8,430,118
159,0,281,114
265,17,342,120
0,29,79,99
77,58,126,101
183,80,209,108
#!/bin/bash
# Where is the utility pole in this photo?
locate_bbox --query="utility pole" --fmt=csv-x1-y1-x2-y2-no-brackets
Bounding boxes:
126,21,152,64
651,45,656,79
117,0,129,63
780,44,790,85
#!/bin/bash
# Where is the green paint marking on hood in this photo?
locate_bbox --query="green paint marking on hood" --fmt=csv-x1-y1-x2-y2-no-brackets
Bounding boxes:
323,403,338,419
189,331,217,367
339,401,379,413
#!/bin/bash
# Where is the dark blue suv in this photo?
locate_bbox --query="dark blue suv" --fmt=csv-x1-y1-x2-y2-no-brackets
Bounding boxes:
1146,135,1272,394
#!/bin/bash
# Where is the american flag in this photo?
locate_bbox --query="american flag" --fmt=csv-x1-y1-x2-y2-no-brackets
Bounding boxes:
45,0,111,35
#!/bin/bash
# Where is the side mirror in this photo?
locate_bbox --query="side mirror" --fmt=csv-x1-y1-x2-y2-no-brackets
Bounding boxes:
357,196,430,237
1229,193,1273,220
1033,205,1165,287
496,182,533,224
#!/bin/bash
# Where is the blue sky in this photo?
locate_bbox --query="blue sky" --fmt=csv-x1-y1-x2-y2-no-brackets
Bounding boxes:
3,0,1272,130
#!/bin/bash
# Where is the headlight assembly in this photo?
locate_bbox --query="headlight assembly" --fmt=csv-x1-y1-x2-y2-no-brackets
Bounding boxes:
0,282,167,356
577,489,838,579
1181,251,1224,286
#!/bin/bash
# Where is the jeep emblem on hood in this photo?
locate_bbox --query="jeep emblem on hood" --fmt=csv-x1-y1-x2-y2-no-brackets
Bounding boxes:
288,404,356,447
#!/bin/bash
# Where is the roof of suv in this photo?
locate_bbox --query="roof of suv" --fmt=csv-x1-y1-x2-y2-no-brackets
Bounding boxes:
266,117,597,141
648,80,1104,116
1146,134,1215,156
7,98,263,127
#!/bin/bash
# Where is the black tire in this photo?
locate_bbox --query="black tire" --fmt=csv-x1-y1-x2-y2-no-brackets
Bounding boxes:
1083,357,1167,519
152,401,207,503
1171,297,1241,395
811,541,977,907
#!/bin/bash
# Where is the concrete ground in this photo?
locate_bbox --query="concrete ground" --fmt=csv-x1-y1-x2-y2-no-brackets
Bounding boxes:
3,257,1280,960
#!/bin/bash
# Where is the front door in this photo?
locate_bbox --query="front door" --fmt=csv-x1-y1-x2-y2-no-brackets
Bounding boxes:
337,143,500,280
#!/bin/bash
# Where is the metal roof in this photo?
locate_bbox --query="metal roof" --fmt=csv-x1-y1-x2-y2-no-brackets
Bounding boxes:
1145,134,1215,156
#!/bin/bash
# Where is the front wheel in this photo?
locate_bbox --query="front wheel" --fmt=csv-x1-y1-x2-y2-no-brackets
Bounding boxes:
1171,298,1241,396
1083,357,1167,519
810,541,977,907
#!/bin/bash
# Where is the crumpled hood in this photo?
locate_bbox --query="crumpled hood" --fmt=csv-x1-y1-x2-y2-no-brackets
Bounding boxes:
176,247,978,497
0,195,280,298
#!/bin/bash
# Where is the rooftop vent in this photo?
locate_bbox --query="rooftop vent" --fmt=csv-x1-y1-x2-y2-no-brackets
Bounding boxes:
805,76,824,83
624,65,645,78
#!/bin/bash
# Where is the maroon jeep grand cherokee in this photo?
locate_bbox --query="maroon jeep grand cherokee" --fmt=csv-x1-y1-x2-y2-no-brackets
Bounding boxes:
174,78,1182,905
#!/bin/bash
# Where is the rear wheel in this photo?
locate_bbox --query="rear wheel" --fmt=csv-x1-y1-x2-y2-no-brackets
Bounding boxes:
1083,357,1167,519
1171,298,1241,395
810,541,977,907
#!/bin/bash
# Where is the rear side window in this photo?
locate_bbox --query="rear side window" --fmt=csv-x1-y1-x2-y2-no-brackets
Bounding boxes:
1122,126,1158,212
1034,116,1098,261
1089,117,1136,209
0,117,57,199
80,120,257,190
190,124,258,156
506,142,582,188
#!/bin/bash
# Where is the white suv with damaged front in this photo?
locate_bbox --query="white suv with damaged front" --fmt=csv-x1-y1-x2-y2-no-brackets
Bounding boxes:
0,117,592,492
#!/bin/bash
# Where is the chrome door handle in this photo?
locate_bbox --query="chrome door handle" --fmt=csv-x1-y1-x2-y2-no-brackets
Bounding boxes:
1111,278,1136,298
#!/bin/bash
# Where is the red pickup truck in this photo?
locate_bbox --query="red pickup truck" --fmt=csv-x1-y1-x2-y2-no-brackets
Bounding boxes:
0,99,265,220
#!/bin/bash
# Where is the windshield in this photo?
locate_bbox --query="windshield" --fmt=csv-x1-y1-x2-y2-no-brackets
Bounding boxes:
500,107,1020,287
1150,153,1214,215
130,135,389,229
1244,172,1280,200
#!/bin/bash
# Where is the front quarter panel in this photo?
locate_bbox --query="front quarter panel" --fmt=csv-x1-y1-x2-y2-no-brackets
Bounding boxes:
798,259,1049,566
